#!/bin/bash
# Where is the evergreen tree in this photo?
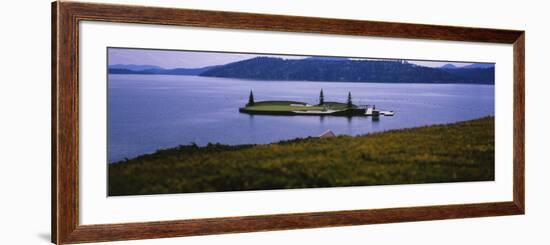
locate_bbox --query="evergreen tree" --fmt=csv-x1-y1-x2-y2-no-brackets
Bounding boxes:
247,90,255,106
319,89,324,105
347,92,353,108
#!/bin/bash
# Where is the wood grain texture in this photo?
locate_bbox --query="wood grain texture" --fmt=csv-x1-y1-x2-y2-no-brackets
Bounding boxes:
53,1,80,244
51,2,58,243
51,1,525,244
59,1,523,43
513,33,525,213
63,202,521,244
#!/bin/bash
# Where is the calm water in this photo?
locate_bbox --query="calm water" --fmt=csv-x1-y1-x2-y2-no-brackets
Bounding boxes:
108,74,494,163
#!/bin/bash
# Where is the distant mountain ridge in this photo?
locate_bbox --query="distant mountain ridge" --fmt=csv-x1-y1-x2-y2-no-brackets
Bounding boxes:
109,57,495,84
200,57,495,84
108,64,219,76
440,63,494,69
109,64,163,71
461,63,495,69
441,64,458,69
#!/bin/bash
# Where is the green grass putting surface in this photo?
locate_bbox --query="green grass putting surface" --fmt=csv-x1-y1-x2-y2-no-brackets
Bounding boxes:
241,100,354,112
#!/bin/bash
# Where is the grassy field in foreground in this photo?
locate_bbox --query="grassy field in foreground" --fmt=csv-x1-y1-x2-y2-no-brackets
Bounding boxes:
108,117,494,196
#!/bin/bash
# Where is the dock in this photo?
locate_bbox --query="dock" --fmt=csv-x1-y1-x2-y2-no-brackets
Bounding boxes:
365,108,394,117
365,107,373,116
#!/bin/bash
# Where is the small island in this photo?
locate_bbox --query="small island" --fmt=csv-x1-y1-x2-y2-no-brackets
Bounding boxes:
239,90,394,117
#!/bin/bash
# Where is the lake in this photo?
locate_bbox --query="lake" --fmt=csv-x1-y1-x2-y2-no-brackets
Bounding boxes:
108,74,494,163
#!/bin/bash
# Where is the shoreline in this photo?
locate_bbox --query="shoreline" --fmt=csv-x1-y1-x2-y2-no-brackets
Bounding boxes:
109,116,493,165
109,116,494,196
108,74,496,86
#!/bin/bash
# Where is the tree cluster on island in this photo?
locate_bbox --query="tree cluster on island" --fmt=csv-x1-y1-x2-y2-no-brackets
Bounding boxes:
246,89,355,108
247,90,255,106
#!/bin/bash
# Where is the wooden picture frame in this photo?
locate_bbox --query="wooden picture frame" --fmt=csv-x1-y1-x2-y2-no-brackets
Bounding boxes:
52,1,525,244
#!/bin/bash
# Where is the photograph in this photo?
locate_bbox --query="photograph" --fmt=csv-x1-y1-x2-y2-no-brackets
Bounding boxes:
107,47,496,196
107,47,495,196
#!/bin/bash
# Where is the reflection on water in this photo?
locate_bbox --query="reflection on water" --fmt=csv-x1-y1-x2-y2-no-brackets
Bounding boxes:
108,74,494,162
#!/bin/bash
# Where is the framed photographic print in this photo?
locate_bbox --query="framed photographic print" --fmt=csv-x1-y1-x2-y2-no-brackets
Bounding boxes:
52,1,525,244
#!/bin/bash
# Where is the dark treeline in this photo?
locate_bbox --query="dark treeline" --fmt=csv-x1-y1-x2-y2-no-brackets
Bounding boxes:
200,57,495,84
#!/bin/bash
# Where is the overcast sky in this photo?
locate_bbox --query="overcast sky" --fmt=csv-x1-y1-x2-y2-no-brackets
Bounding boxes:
108,48,477,69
